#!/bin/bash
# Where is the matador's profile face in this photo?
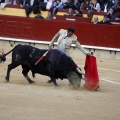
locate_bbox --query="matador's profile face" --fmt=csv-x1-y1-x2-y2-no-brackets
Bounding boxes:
67,32,74,37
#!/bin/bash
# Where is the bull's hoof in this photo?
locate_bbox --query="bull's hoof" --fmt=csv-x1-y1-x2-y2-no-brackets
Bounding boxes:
47,80,53,83
73,84,80,90
29,81,35,84
5,80,9,83
5,77,9,82
54,85,60,88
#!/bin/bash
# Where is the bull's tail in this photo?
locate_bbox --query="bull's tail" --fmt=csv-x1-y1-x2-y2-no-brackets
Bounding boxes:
0,44,21,63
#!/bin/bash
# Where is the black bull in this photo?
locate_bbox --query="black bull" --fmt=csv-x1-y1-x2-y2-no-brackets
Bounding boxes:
0,44,82,88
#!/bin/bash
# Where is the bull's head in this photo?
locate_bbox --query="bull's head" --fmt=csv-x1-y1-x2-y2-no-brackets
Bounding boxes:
67,70,83,89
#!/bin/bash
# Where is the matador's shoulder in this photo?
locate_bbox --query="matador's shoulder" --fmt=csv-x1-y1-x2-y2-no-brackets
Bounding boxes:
59,29,67,34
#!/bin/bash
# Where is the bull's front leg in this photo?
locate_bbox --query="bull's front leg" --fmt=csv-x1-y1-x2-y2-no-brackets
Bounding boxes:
47,77,54,83
6,63,19,82
47,64,59,87
51,77,59,87
22,65,35,84
6,65,11,81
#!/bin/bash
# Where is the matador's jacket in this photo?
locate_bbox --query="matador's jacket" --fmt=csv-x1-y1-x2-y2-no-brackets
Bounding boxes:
49,29,88,56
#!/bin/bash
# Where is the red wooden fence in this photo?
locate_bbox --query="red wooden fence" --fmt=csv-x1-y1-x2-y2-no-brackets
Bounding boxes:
0,15,120,49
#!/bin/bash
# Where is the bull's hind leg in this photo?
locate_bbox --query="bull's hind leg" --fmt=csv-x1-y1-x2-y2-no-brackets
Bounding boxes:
51,78,59,87
47,80,53,83
6,63,20,82
47,64,59,87
22,65,35,84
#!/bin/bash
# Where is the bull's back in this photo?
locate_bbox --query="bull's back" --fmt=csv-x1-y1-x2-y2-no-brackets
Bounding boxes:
12,45,47,63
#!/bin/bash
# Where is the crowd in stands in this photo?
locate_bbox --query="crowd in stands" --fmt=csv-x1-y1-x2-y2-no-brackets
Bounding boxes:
92,14,111,24
0,0,120,24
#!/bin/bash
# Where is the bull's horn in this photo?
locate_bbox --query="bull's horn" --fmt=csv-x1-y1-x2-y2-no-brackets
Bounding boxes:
76,67,85,75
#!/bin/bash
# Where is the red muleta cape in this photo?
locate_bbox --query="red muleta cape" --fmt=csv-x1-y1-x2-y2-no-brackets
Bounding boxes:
84,55,100,91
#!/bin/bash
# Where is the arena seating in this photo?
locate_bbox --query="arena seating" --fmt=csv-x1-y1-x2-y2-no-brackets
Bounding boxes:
2,4,106,22
0,4,120,50
0,4,48,18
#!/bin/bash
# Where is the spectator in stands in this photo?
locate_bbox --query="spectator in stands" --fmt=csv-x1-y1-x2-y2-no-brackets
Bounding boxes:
109,0,115,8
72,0,80,11
92,0,101,12
49,28,90,56
46,0,53,10
12,0,19,5
118,0,120,5
87,0,94,18
107,8,117,19
61,0,67,4
97,0,104,7
52,0,63,14
71,0,84,5
63,0,73,9
83,0,91,11
79,0,84,4
39,0,47,11
73,9,82,17
45,11,52,20
0,0,12,9
0,0,5,4
112,1,120,14
89,0,94,7
39,0,54,11
85,0,95,17
24,0,40,18
92,16,100,24
0,0,19,9
99,14,111,24
64,7,74,15
20,0,27,7
34,13,44,19
39,0,52,11
101,0,111,13
80,0,91,11
0,0,5,9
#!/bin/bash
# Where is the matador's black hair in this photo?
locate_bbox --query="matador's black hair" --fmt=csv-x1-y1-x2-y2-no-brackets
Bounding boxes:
67,28,75,33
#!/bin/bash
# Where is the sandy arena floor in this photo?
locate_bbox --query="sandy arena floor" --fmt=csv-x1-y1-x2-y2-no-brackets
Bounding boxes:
0,46,120,120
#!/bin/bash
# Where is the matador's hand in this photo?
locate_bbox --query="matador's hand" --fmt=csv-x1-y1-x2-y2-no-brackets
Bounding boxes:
48,45,52,49
86,52,91,56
